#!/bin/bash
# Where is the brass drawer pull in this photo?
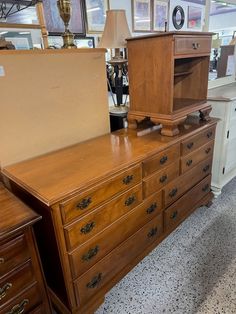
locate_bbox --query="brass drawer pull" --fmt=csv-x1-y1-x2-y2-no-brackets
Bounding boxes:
202,184,209,192
187,142,194,149
6,299,29,314
203,164,210,173
87,273,102,289
169,188,178,198
147,227,158,238
192,42,200,49
159,174,167,183
146,203,157,214
0,283,12,300
207,131,213,138
125,195,136,206
82,245,99,262
76,197,92,210
0,257,4,264
160,155,168,165
80,222,95,234
205,147,211,154
186,159,193,167
171,211,178,219
123,175,133,185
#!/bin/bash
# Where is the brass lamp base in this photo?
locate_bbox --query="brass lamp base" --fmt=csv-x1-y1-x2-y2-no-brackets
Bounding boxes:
62,30,77,49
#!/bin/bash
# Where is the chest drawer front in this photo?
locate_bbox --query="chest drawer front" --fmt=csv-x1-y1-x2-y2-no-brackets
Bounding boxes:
143,162,179,198
174,36,211,56
181,140,214,174
0,283,41,314
64,184,143,250
181,126,215,156
60,164,142,224
74,213,163,305
0,234,30,277
69,191,162,279
164,175,211,232
0,261,35,305
164,157,212,207
143,144,180,177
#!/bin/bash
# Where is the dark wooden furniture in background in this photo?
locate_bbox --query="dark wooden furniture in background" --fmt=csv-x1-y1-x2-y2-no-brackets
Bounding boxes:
0,183,51,313
2,117,217,314
217,45,235,78
127,31,213,136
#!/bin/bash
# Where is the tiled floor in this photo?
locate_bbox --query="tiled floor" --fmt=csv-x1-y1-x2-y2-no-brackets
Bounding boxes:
95,178,236,314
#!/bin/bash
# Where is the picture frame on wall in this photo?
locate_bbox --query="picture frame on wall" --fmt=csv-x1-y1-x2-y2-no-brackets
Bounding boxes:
187,5,202,30
132,0,152,32
153,0,168,31
43,0,85,35
84,0,109,33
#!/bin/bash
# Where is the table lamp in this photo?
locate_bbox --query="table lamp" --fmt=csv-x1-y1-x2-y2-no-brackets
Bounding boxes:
98,10,131,110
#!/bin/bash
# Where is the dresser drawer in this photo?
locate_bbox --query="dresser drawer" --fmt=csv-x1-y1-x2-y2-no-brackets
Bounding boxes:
0,261,35,306
0,234,30,277
181,140,214,174
0,283,41,314
60,164,142,224
174,36,211,56
69,191,162,279
181,126,215,156
74,213,163,305
64,184,143,250
143,162,179,198
164,157,212,207
143,144,180,177
164,175,211,232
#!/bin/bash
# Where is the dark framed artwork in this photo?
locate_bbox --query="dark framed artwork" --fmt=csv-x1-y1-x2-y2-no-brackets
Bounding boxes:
172,5,185,30
43,0,86,35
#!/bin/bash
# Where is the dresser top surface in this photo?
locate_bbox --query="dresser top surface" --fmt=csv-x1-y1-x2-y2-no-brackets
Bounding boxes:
208,82,236,102
2,118,217,206
0,183,40,239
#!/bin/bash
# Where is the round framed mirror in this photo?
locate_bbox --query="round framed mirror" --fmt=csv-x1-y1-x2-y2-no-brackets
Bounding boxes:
172,6,185,30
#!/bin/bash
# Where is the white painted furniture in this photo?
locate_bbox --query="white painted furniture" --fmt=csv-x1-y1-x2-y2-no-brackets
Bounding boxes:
208,82,236,197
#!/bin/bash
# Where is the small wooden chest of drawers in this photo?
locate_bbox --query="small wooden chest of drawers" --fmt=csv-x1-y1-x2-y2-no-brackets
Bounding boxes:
0,183,51,314
1,117,217,314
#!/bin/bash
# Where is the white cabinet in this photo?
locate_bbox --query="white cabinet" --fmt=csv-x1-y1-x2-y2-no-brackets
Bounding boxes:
208,82,236,197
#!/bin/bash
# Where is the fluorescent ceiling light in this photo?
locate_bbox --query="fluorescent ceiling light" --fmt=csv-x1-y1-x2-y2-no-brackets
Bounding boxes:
87,7,101,12
135,19,150,23
19,31,30,34
0,31,8,35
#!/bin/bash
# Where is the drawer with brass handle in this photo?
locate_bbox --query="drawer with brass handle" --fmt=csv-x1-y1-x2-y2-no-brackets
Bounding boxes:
180,140,214,173
69,191,162,278
60,164,142,224
74,213,163,305
64,184,143,250
174,36,211,56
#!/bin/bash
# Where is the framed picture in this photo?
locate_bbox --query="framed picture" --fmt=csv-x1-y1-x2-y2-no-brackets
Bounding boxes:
84,0,109,33
187,6,202,29
43,0,85,35
132,0,152,32
153,0,168,31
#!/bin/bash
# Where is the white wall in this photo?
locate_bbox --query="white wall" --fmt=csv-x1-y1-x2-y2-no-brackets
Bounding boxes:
109,0,132,32
209,11,236,31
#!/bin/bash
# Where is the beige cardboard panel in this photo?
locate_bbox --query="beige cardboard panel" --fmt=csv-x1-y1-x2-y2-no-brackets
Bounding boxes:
0,49,110,167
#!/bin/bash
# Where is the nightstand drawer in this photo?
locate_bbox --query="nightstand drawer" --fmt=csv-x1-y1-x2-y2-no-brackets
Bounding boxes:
174,36,211,56
69,191,162,278
181,126,215,156
74,213,163,306
181,140,214,173
164,157,212,207
64,184,143,250
143,144,180,177
0,234,30,277
60,164,142,224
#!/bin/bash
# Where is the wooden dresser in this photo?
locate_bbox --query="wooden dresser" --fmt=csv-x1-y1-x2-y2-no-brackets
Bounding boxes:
1,117,217,314
0,183,51,313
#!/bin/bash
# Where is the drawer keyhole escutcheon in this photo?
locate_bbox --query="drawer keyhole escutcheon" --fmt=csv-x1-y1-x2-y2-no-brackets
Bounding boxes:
0,283,12,300
123,175,133,185
202,184,209,192
160,156,168,165
205,148,211,154
160,174,167,183
82,246,99,262
125,195,136,206
147,227,158,238
0,258,4,264
203,165,210,173
207,131,213,138
146,203,157,214
169,188,178,198
186,159,193,167
187,142,193,149
171,211,178,219
80,222,96,234
77,197,92,210
87,273,102,289
6,299,29,314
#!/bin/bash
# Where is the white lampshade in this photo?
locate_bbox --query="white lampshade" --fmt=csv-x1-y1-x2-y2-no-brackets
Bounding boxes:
98,10,131,49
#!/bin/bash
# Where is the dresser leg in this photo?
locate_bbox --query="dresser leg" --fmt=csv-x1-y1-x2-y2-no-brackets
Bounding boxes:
211,185,222,198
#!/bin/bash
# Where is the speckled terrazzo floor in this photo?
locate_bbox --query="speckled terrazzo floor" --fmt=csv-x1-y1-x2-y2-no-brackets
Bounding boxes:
95,178,236,314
